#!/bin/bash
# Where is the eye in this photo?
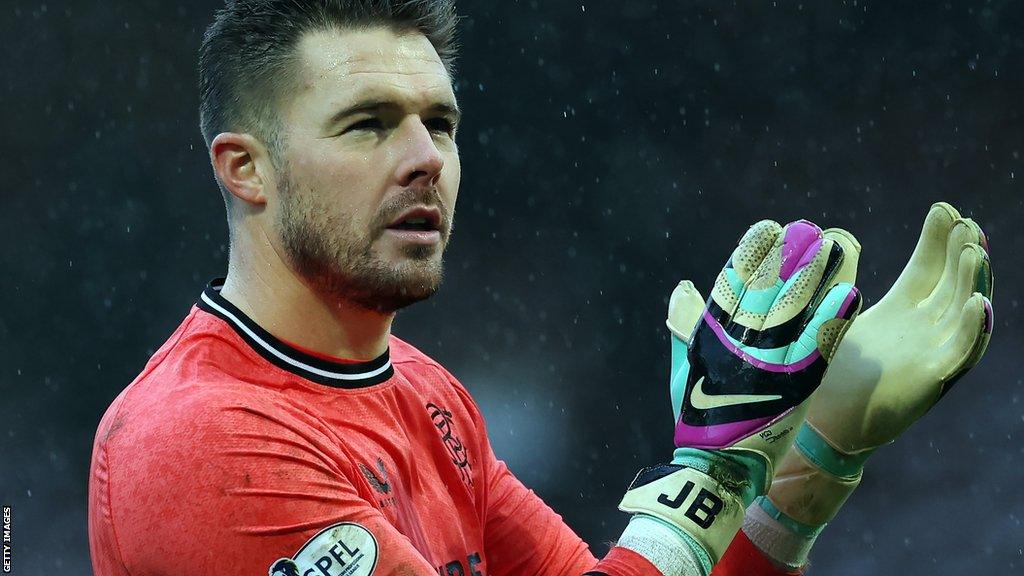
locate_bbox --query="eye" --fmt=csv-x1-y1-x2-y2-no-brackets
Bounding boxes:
344,118,383,133
425,117,456,136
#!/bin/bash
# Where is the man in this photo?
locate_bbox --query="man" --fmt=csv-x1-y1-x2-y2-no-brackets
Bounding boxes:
88,1,994,575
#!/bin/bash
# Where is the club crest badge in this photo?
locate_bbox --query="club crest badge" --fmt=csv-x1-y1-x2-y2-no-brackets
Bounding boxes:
268,522,378,576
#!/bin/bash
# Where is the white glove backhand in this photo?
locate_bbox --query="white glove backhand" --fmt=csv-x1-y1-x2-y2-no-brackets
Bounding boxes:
769,201,994,526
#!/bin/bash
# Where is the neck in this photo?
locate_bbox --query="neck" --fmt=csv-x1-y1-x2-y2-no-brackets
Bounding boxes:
220,232,394,362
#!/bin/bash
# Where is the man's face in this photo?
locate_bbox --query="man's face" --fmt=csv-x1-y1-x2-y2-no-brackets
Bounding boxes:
272,26,461,312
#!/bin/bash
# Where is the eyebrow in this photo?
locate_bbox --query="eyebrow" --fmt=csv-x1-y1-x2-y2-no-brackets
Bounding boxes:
325,99,461,129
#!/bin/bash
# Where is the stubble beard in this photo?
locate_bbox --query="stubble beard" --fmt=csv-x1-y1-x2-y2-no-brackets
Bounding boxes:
277,171,450,313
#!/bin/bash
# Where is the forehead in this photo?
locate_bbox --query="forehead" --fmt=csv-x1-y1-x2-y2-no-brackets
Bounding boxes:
291,27,455,113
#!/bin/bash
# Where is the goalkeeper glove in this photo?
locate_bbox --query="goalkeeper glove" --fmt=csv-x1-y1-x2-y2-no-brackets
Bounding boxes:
748,202,994,566
616,219,863,575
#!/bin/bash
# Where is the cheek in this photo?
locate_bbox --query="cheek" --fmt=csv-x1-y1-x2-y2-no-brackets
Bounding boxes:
308,150,364,188
442,153,461,207
296,149,380,219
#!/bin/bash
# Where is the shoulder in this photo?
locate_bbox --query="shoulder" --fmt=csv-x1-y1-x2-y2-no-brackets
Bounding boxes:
388,334,483,420
96,308,314,458
388,334,444,370
389,335,471,395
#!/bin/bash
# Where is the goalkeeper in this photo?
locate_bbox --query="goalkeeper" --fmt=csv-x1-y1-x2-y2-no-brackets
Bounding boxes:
87,0,995,573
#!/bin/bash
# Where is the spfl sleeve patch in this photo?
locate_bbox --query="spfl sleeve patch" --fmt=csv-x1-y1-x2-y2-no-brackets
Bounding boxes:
269,522,379,576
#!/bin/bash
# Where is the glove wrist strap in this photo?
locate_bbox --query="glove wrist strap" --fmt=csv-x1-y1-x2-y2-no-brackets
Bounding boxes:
766,434,864,526
794,424,872,478
619,464,747,563
671,447,767,507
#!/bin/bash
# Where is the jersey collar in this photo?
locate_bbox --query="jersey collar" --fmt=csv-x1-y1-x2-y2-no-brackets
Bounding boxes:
197,278,394,388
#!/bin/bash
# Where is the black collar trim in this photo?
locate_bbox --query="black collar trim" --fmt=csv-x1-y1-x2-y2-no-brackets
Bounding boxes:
196,278,394,388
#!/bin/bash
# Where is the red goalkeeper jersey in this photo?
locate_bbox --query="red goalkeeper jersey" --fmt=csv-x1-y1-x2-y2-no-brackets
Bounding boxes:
90,279,600,575
88,279,791,576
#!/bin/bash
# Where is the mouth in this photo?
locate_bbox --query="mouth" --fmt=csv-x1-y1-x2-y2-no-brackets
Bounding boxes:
387,206,442,232
384,206,444,245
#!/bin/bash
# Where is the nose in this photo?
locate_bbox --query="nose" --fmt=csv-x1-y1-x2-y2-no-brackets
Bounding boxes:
395,117,445,188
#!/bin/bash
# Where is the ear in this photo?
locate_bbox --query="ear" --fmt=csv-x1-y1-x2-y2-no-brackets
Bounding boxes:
209,132,274,207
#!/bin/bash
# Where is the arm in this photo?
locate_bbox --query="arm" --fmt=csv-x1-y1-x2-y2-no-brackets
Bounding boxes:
482,457,598,574
443,370,664,576
478,446,690,576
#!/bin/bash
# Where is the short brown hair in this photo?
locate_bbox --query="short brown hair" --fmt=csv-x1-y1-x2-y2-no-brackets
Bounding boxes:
198,0,459,158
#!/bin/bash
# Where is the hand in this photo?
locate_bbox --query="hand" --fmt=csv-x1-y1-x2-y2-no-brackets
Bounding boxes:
619,219,862,565
669,220,863,478
766,202,995,526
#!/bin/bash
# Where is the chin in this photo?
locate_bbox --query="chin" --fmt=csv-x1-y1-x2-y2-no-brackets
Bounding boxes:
346,255,445,313
364,278,442,313
393,259,444,297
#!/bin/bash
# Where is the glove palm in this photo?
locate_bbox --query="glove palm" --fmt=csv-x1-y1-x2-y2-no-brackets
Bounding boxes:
768,202,994,526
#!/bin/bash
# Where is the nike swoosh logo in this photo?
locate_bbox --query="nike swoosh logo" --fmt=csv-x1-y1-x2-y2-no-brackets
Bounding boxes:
689,376,783,410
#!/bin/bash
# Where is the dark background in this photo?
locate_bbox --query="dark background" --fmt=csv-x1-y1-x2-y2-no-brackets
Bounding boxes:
3,1,1022,574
